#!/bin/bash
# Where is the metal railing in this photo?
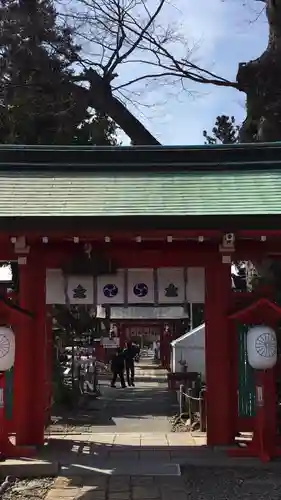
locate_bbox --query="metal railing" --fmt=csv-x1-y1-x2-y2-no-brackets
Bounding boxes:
178,384,206,432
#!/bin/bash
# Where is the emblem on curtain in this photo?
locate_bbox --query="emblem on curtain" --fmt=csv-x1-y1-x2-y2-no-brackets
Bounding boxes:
164,283,178,297
73,284,87,300
103,284,119,298
133,283,148,297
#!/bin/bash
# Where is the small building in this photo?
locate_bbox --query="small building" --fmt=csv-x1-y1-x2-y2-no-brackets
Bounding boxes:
170,323,205,379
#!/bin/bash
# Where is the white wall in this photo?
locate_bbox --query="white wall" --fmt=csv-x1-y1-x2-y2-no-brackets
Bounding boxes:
171,324,205,380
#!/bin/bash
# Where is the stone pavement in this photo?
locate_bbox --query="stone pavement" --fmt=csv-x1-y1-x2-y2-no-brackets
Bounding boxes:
47,354,175,434
45,458,281,500
46,474,191,500
42,431,206,470
87,383,176,433
96,355,174,434
42,355,207,498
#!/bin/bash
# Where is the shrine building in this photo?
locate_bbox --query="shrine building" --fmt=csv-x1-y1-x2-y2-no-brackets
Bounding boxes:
1,142,281,450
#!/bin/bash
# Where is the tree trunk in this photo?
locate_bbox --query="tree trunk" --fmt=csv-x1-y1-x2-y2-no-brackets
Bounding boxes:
73,70,160,146
238,0,281,142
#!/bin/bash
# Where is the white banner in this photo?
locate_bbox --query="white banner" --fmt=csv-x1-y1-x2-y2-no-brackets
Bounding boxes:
127,268,154,304
67,276,94,304
46,269,65,304
96,269,125,304
157,267,185,303
186,267,205,303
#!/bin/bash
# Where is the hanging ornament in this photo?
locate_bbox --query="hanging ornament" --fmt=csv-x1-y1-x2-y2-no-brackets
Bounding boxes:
0,327,15,371
247,325,277,370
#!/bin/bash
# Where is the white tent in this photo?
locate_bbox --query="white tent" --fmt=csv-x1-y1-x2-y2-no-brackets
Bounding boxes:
170,323,205,380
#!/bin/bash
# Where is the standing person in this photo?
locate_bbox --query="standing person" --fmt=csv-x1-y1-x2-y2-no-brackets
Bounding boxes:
124,341,137,387
110,348,126,388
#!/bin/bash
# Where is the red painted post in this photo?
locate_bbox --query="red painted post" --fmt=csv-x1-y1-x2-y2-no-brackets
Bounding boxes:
13,258,34,446
229,320,239,434
31,263,46,446
0,372,7,457
119,324,126,349
45,306,53,426
159,329,164,367
205,258,234,446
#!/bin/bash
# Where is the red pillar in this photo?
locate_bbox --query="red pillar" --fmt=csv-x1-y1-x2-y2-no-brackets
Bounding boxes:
30,263,46,446
120,325,126,348
45,306,53,426
14,258,34,446
159,329,164,366
205,257,234,446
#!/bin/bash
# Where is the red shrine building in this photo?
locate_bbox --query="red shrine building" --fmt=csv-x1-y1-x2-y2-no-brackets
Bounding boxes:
1,142,281,452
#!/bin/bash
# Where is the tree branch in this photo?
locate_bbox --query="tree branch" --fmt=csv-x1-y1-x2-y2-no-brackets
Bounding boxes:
73,69,161,144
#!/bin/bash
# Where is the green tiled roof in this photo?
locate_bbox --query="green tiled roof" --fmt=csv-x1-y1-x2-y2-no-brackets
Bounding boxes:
1,169,281,217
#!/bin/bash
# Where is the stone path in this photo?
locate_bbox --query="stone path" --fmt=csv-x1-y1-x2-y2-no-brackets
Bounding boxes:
47,355,174,434
94,356,176,433
46,475,191,500
45,466,281,500
42,431,205,472
43,355,206,499
91,383,176,433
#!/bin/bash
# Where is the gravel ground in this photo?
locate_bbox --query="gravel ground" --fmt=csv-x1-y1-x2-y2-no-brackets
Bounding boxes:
1,478,54,500
182,466,281,499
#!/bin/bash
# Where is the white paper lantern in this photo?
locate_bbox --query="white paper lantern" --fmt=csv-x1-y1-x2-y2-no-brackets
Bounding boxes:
247,325,277,370
0,327,15,371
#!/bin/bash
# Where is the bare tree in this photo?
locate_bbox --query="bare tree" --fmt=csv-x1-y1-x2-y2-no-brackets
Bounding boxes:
57,0,236,144
17,0,281,144
237,0,281,142
63,0,235,89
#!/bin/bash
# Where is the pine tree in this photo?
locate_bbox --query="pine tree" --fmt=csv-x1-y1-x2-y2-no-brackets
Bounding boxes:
0,0,116,144
203,115,240,145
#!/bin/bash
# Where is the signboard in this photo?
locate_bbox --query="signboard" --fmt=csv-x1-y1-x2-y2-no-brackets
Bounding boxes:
101,337,120,348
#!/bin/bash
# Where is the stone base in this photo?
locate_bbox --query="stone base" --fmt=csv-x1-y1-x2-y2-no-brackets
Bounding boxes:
0,459,59,479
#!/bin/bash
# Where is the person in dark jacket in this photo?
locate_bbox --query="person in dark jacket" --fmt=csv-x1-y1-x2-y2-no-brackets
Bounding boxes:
110,347,126,388
123,341,137,387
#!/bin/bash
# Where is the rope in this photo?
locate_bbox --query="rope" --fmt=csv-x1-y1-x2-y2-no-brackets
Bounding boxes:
170,386,206,433
181,391,202,402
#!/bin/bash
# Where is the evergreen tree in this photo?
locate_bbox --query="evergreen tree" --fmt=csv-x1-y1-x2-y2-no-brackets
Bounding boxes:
0,0,116,144
203,115,240,145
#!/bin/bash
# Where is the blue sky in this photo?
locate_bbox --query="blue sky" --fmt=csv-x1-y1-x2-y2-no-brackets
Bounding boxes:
116,0,267,145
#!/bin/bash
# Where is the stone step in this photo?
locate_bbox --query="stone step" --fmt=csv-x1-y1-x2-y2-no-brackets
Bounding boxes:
135,366,167,373
135,371,167,379
136,367,167,373
0,459,59,479
61,461,181,477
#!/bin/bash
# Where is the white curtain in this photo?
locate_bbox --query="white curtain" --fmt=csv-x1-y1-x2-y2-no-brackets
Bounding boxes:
66,275,94,304
186,267,205,303
46,269,65,304
127,268,154,304
157,267,185,303
96,269,125,304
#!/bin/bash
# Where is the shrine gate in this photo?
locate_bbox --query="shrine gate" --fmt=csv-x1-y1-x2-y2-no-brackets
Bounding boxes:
0,142,281,450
